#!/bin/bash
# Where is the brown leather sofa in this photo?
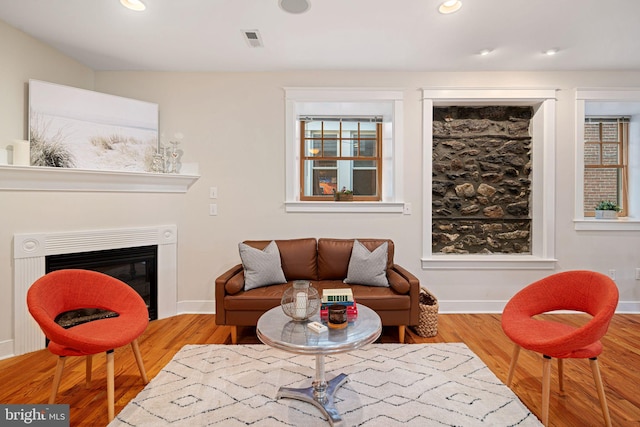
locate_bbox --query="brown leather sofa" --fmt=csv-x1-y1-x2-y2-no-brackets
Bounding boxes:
215,238,420,343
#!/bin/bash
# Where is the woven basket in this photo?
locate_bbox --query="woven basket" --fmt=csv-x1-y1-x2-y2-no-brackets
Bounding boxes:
412,287,439,337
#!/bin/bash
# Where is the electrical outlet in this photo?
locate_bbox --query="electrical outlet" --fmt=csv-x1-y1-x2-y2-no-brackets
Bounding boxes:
608,269,616,281
209,203,218,216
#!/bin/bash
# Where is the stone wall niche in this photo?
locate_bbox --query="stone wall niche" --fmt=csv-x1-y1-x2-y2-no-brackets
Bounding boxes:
432,106,533,254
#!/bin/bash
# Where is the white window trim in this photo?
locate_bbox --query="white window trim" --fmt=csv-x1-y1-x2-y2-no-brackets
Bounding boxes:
422,88,557,270
574,88,640,231
284,88,404,213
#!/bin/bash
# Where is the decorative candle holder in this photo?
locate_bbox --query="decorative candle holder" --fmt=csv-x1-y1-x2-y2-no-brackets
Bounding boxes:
281,280,320,321
168,140,180,173
151,152,165,173
327,304,348,329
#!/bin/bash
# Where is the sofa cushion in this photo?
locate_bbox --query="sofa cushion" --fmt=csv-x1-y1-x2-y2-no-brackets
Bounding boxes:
317,238,394,280
224,283,289,311
239,241,287,290
243,238,318,280
344,240,389,287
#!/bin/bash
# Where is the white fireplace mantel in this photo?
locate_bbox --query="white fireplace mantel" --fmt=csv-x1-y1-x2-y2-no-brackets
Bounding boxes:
0,165,199,193
13,225,178,356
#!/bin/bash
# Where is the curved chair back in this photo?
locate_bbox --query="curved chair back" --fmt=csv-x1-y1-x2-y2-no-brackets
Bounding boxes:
27,269,149,354
502,270,618,356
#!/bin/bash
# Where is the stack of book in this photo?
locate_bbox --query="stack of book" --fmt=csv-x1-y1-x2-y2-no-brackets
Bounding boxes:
320,288,358,321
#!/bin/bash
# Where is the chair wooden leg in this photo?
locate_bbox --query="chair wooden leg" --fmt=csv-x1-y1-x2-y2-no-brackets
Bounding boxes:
506,344,520,387
542,355,552,427
590,357,612,427
398,325,406,343
231,326,237,345
49,356,66,404
106,350,115,422
85,354,93,388
557,358,564,392
131,339,149,384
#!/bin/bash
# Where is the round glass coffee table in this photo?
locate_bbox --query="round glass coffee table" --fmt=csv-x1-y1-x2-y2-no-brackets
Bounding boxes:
257,304,382,426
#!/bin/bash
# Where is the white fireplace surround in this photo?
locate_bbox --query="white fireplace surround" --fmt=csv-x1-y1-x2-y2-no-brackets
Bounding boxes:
13,225,178,356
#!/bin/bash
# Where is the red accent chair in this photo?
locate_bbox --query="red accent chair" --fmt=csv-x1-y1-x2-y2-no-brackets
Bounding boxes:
27,269,149,422
501,270,618,427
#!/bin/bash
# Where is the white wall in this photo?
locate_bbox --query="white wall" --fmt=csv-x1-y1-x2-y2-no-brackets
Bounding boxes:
0,20,94,357
2,18,640,357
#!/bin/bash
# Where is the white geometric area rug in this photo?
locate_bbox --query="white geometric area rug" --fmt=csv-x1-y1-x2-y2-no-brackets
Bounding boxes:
110,343,542,426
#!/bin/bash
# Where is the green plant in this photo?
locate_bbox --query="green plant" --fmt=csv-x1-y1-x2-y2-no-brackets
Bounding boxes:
333,187,353,201
595,200,621,212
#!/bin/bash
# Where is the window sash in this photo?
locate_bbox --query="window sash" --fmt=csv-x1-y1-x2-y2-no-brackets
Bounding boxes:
300,120,382,201
584,119,629,216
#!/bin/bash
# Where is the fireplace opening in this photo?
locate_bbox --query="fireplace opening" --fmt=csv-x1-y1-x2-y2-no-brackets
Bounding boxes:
46,245,158,328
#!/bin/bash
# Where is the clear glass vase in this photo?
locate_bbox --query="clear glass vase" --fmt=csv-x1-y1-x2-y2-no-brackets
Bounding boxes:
281,280,320,321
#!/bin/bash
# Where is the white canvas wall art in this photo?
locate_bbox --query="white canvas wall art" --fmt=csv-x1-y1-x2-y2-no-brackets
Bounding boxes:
28,79,158,172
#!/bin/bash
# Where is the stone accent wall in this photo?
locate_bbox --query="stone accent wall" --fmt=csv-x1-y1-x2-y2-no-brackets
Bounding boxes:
432,106,533,254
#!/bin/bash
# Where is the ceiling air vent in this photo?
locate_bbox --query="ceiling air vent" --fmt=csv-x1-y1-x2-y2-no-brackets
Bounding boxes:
242,30,264,48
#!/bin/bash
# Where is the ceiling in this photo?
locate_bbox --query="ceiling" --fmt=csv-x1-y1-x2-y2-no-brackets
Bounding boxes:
1,0,639,73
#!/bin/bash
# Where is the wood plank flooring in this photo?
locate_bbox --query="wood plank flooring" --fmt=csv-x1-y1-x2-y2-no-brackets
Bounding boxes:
0,313,638,426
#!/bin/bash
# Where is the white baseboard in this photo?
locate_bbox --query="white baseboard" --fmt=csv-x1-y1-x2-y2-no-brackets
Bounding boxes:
437,300,640,314
177,300,216,314
177,299,640,315
438,300,506,313
616,301,640,313
2,299,637,362
0,339,14,361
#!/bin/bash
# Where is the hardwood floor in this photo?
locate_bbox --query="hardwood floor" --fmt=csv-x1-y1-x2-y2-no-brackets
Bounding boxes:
1,313,638,426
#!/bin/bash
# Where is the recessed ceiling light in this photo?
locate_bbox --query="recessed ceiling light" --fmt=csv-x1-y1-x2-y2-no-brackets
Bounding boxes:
544,48,559,56
120,0,146,11
439,0,462,14
479,49,493,56
279,0,311,14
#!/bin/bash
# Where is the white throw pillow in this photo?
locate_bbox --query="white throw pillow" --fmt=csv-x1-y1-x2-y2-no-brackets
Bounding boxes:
344,240,389,287
239,241,287,290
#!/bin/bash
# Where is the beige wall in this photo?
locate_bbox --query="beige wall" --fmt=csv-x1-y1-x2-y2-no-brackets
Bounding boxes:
2,18,640,357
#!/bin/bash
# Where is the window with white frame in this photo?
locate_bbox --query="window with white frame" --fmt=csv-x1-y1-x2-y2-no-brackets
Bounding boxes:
583,117,629,217
300,117,382,201
575,89,640,230
284,88,405,213
421,88,557,270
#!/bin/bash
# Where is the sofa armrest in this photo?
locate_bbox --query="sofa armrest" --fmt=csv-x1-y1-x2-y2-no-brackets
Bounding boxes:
390,264,421,325
215,264,244,325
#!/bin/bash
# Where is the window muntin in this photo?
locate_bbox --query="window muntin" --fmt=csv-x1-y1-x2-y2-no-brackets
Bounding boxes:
300,118,382,201
583,117,629,216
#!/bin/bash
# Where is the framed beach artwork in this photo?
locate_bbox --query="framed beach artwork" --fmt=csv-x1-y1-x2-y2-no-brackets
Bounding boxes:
28,79,159,172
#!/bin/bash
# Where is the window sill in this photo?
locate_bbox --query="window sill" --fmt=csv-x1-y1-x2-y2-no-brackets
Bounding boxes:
574,218,640,231
422,255,557,270
285,201,404,213
0,165,200,193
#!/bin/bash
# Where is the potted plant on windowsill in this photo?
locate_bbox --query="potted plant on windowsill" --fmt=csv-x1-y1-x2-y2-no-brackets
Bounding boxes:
333,187,353,201
594,201,621,219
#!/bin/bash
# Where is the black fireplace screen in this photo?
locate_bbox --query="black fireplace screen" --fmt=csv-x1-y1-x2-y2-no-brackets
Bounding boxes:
46,245,158,327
